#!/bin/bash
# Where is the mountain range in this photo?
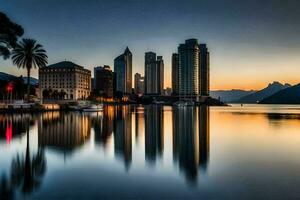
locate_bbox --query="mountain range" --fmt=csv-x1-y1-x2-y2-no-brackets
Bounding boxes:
211,81,293,104
260,84,300,104
237,81,291,103
0,72,38,85
210,89,255,102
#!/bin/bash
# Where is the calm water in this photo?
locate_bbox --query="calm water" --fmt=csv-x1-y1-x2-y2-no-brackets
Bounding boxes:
1,105,300,199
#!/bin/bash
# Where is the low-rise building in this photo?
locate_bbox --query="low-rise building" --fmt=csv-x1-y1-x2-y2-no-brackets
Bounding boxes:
39,61,91,100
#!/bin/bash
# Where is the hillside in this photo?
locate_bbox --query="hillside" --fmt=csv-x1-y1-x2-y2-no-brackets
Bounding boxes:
210,89,254,102
260,84,300,104
0,72,38,85
237,81,291,103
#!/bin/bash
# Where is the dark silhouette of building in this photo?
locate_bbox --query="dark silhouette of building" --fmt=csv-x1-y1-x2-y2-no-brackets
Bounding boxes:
134,73,144,95
172,39,210,98
199,44,210,96
144,52,164,95
171,53,179,96
114,47,132,94
94,65,114,98
144,105,164,164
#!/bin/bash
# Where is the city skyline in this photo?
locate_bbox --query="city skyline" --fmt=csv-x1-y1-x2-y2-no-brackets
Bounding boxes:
1,0,300,90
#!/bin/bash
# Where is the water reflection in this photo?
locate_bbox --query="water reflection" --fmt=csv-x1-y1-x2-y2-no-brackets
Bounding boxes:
145,105,164,164
38,112,91,155
93,107,114,147
0,114,34,144
0,106,211,199
0,117,46,199
113,106,132,170
173,106,210,184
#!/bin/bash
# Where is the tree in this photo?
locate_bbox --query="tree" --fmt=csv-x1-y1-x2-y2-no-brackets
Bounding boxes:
0,12,24,59
12,39,47,102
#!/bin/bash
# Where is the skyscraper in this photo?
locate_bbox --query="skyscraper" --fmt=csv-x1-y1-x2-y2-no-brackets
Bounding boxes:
178,39,199,96
144,52,164,95
134,73,144,95
173,39,210,98
94,65,114,98
171,53,179,95
157,56,164,95
114,47,132,94
199,44,210,96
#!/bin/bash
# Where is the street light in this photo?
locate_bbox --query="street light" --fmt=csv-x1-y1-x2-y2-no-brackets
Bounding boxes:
6,82,13,103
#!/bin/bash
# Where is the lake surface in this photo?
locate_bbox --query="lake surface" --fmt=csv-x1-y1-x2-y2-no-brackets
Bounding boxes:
1,105,300,199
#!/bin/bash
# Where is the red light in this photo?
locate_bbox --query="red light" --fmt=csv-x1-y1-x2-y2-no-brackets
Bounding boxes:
6,82,13,93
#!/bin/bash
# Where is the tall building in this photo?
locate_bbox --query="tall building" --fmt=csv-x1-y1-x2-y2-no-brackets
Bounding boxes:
172,53,179,95
114,47,132,94
173,39,210,97
94,65,114,98
144,52,164,95
199,44,210,96
157,56,164,95
178,39,199,96
39,61,91,100
134,73,144,95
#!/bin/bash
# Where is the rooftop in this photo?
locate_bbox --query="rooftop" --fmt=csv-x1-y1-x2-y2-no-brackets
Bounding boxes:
46,61,84,69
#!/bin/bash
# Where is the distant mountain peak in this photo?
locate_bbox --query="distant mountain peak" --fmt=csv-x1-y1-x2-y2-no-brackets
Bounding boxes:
237,81,291,103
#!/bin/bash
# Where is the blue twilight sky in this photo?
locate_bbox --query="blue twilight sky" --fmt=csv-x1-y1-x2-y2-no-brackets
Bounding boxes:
1,0,300,89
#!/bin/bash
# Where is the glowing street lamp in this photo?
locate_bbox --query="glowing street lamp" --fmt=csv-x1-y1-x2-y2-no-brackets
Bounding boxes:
6,82,13,102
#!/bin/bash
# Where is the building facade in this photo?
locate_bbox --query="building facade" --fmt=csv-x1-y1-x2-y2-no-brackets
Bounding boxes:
94,65,114,98
134,73,144,95
199,44,210,96
173,39,210,97
171,53,179,95
144,52,164,95
178,39,200,96
114,47,132,94
39,61,91,100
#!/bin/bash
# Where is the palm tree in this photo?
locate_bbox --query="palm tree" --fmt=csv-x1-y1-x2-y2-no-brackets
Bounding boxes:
11,38,47,101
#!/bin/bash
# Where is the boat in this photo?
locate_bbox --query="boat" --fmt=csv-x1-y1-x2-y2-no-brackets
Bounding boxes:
173,101,188,107
82,104,103,112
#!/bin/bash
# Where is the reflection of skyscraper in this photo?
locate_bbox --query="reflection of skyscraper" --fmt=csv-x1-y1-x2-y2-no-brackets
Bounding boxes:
172,106,210,183
135,106,144,145
113,106,132,170
114,47,132,94
173,107,199,183
144,105,164,164
199,105,210,170
93,106,114,147
38,112,91,155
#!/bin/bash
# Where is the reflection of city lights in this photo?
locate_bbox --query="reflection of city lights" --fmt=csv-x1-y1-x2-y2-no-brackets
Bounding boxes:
6,121,12,144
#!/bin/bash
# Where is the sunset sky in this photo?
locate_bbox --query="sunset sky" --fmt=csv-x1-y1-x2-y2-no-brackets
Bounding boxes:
1,0,300,90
